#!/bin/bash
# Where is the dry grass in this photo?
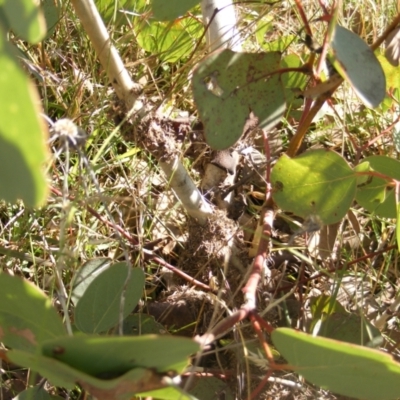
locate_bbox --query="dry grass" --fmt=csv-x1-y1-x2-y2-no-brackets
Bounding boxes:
1,1,400,399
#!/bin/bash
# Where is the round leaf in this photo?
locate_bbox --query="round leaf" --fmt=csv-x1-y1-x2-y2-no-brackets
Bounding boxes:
271,149,357,225
355,156,400,218
74,263,145,334
272,327,400,400
330,25,386,108
70,258,112,305
193,49,286,150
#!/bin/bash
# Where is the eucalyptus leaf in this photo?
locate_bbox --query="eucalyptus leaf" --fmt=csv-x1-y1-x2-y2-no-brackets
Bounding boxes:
9,348,173,397
13,386,63,400
355,156,400,218
272,327,400,400
0,274,65,352
70,258,112,305
74,263,145,333
41,334,199,376
330,25,386,108
3,0,46,43
41,0,60,38
136,19,196,63
193,49,285,149
0,33,48,206
271,150,357,225
152,0,199,21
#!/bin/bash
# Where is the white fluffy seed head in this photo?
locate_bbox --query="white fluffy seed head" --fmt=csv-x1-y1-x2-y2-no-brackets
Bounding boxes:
50,118,87,150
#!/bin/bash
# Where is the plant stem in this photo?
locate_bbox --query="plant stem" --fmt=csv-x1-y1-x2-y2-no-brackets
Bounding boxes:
69,0,213,224
201,0,243,51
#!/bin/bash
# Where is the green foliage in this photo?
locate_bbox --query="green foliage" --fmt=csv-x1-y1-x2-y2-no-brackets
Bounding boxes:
271,149,357,225
13,386,63,400
189,377,235,400
41,334,198,376
192,49,286,149
1,271,198,399
330,25,386,108
96,0,202,62
272,327,400,400
41,0,61,38
310,294,381,346
355,156,400,218
73,263,145,333
152,0,200,21
0,273,66,352
136,18,199,63
0,0,49,206
2,0,46,43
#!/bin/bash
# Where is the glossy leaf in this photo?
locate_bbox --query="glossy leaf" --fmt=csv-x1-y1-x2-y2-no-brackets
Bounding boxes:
74,263,145,333
152,0,199,21
41,334,199,376
0,274,65,352
330,25,386,108
271,150,357,225
355,156,400,218
0,33,49,206
193,49,285,150
272,327,400,400
3,0,46,43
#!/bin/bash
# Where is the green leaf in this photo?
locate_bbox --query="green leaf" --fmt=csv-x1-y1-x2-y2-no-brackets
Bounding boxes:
41,0,60,38
0,274,65,352
9,349,173,396
309,295,346,333
136,19,197,63
152,0,199,21
13,386,63,399
330,25,386,108
0,34,48,206
70,258,112,305
355,156,400,218
192,49,285,150
123,314,166,335
138,386,196,400
397,203,400,251
189,377,234,400
272,327,400,400
95,0,137,25
271,149,357,225
318,312,382,346
3,0,46,43
377,53,400,90
41,334,199,376
74,263,145,333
